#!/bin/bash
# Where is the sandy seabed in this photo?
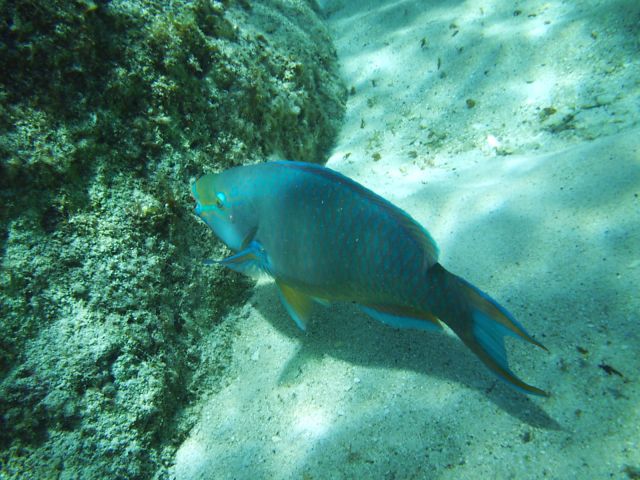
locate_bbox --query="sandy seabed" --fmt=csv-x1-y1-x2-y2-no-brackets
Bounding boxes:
174,1,640,478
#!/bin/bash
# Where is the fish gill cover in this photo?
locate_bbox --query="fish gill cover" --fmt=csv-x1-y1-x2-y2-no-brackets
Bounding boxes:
0,0,345,478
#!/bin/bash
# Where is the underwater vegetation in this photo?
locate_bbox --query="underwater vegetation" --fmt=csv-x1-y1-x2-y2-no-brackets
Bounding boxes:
0,0,344,478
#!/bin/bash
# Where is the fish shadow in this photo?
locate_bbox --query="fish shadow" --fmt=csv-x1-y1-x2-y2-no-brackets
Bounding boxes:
251,282,562,430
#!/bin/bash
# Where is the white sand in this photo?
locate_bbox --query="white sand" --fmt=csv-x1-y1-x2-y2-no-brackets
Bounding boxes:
174,1,640,478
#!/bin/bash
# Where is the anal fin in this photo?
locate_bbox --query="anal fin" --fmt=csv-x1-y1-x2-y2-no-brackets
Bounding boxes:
360,305,442,332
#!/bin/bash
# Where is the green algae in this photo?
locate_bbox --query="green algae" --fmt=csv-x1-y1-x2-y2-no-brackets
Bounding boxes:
0,0,345,478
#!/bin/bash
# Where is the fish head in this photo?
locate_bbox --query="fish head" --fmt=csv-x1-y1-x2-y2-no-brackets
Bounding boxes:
192,170,258,252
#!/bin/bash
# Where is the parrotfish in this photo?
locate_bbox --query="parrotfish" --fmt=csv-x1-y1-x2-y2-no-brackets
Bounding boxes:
192,161,548,396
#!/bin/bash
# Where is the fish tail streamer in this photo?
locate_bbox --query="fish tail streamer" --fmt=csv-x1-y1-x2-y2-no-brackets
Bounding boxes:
426,263,549,396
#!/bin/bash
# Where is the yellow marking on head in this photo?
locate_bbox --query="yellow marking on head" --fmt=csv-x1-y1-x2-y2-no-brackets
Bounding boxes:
193,173,226,207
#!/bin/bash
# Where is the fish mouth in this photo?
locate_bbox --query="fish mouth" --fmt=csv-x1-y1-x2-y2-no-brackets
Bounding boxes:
191,181,201,214
193,201,204,218
190,180,199,200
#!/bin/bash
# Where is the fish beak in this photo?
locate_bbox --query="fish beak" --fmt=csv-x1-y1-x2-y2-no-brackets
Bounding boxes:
191,180,202,216
190,180,198,201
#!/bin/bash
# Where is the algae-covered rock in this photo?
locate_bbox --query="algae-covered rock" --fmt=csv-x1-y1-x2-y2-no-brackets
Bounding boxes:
0,0,345,477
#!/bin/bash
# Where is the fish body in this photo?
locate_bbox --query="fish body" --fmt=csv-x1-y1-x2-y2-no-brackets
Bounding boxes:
192,161,548,396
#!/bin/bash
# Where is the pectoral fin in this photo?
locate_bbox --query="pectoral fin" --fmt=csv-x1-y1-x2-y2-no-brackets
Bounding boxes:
210,241,270,277
276,280,313,331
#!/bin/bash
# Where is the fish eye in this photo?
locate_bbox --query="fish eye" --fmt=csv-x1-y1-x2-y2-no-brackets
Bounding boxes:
215,192,226,209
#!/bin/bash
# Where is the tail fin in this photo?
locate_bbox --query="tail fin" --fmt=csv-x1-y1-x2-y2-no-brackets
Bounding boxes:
428,263,549,396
